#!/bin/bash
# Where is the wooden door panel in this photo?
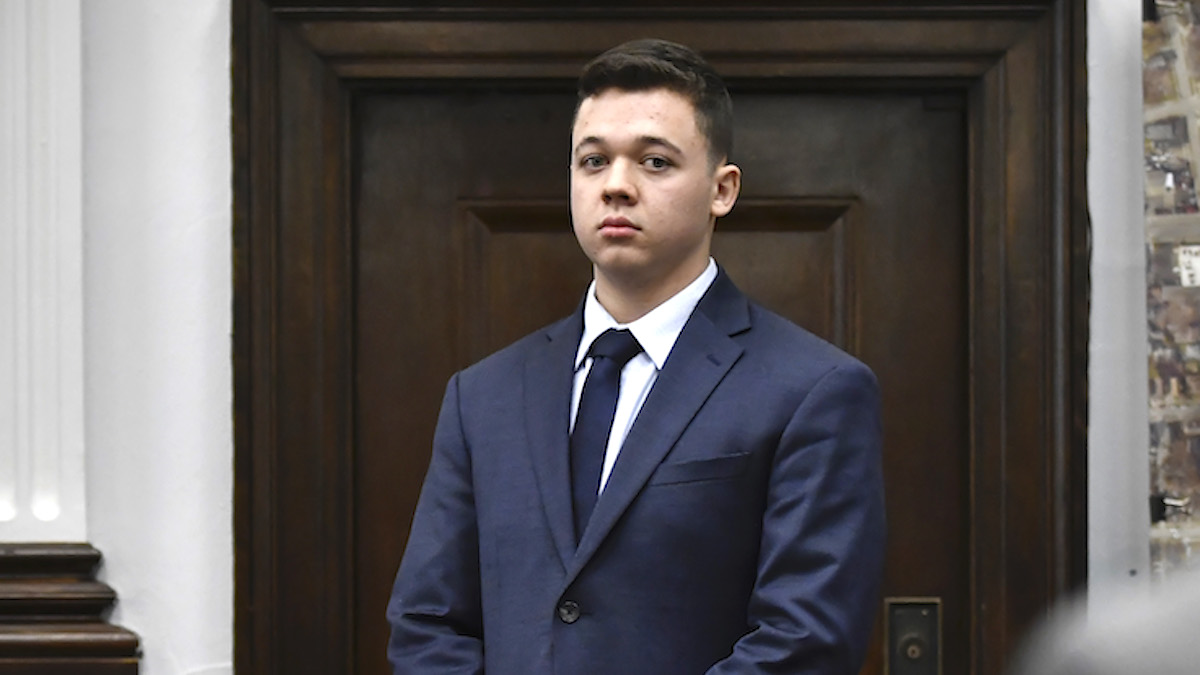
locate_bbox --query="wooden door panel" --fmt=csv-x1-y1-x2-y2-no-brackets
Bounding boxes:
354,88,967,674
464,205,594,354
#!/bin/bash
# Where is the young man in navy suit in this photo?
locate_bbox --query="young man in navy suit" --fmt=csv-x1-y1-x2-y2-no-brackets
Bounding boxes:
388,39,886,674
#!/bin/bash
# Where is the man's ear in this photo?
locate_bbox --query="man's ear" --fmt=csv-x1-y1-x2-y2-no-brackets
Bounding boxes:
711,163,741,218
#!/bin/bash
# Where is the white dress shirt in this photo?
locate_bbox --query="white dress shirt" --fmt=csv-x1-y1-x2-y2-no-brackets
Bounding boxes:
570,258,718,494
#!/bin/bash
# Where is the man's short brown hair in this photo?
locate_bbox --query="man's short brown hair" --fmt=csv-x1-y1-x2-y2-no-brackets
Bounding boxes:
577,39,734,165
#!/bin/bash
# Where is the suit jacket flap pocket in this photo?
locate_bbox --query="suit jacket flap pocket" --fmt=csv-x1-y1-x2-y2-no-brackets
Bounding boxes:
648,452,752,486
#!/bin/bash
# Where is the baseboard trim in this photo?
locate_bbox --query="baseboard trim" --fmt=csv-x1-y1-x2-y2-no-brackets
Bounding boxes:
0,544,139,673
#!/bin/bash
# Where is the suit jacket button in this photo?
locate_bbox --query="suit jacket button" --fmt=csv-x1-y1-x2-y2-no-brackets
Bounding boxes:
557,600,581,624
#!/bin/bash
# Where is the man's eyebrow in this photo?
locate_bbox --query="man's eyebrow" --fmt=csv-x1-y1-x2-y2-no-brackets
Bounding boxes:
573,136,604,155
637,135,683,155
573,135,684,155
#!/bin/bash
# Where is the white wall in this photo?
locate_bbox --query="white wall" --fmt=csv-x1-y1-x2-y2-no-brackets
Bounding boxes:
82,2,233,674
68,0,1141,673
1086,0,1151,594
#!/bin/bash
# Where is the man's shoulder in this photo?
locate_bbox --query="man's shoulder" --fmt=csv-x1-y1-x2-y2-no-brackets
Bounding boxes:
741,301,874,380
457,313,576,380
702,268,871,378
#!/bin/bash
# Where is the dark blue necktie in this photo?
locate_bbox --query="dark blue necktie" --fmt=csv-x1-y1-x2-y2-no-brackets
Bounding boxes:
571,328,643,543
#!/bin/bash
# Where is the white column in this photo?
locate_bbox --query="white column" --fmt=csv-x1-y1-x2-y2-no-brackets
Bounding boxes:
0,0,87,542
1087,0,1151,593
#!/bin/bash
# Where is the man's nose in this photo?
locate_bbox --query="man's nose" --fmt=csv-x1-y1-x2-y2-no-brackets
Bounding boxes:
602,160,637,203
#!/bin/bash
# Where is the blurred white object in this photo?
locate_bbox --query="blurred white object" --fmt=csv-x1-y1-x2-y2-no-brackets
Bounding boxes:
1011,571,1200,674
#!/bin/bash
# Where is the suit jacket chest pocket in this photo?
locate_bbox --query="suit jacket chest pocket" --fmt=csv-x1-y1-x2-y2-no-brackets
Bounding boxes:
647,452,752,487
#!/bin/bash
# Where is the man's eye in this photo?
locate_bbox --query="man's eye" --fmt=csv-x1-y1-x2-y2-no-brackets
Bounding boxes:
643,156,671,170
581,155,606,169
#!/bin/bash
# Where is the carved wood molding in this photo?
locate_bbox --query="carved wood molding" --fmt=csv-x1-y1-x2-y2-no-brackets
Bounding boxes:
0,544,139,672
294,18,1028,79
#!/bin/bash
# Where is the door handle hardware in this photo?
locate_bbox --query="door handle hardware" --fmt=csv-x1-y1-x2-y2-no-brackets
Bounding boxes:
885,597,941,675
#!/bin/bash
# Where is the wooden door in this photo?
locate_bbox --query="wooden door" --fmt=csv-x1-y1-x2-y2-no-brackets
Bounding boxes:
234,4,1087,675
355,86,967,673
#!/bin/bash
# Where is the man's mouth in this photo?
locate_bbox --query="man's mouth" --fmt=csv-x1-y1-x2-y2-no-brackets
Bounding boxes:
600,216,638,232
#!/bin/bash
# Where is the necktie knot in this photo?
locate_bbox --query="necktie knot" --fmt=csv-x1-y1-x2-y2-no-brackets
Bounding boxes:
588,328,642,367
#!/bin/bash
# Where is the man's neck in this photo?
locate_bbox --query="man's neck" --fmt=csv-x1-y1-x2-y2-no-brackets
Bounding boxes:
592,259,710,324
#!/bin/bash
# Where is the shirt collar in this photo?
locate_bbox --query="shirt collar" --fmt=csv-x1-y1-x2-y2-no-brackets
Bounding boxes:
575,258,718,371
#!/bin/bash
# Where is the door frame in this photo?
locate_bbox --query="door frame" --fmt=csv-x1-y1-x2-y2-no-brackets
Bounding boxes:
232,2,1088,673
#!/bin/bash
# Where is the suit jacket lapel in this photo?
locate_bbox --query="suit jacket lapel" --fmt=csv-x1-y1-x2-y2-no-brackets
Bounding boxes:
568,271,751,579
523,311,582,571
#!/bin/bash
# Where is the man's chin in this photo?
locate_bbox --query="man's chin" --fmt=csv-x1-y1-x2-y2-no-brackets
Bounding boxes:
592,255,654,282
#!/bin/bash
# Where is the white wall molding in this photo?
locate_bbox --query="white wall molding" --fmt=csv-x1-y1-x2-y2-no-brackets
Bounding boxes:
0,0,87,542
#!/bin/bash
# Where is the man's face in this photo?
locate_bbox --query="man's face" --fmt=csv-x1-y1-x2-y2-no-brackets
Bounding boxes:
570,88,739,294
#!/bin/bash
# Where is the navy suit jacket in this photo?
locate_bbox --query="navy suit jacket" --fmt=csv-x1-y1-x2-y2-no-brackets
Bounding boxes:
387,270,886,674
